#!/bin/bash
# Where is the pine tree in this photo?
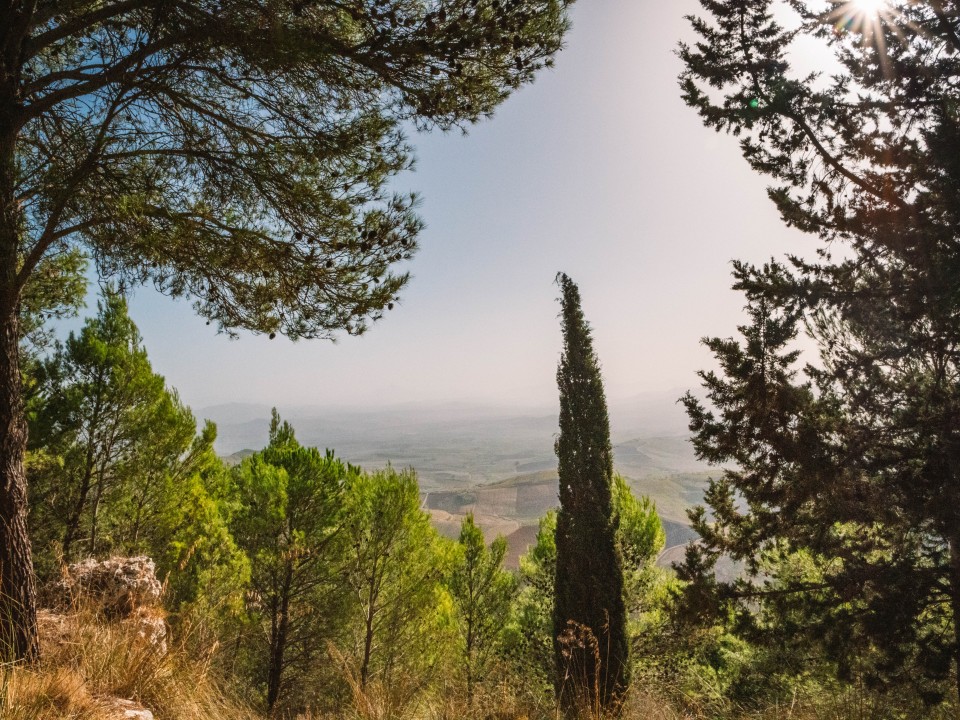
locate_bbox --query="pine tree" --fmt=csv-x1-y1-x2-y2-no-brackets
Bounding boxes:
449,513,516,701
230,411,353,712
0,0,574,662
552,272,628,712
679,0,960,704
342,466,449,691
29,291,196,562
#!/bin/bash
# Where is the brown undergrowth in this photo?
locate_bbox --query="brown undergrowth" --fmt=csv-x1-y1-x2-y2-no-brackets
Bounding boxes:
0,605,260,720
1,607,945,720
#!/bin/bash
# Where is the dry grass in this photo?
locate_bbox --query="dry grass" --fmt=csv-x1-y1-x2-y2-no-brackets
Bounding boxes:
2,605,946,720
0,665,99,720
0,606,262,720
304,655,688,720
416,678,551,720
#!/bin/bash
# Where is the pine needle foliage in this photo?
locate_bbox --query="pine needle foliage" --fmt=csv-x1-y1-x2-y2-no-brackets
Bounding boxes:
678,0,960,707
552,272,629,712
0,0,575,662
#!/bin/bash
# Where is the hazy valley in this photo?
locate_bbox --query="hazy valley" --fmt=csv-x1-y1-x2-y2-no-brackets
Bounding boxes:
202,392,710,568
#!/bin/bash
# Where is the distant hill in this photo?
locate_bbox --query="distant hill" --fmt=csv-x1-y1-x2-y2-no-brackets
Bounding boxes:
222,449,256,466
205,402,707,487
206,403,559,489
423,465,710,571
503,525,541,569
201,391,695,481
206,399,715,570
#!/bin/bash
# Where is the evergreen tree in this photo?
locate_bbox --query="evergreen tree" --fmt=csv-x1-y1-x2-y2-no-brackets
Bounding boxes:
553,272,628,711
448,513,516,701
149,421,249,621
230,411,353,713
18,249,87,357
29,292,197,561
27,293,247,616
342,466,451,691
511,479,664,700
0,0,573,661
679,0,960,704
506,510,557,696
611,474,666,618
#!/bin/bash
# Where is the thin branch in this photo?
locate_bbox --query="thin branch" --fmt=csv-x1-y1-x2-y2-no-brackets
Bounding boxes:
25,0,156,58
16,85,134,290
785,110,909,211
18,33,192,127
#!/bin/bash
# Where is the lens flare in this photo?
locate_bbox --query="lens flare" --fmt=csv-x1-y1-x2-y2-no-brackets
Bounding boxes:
826,0,902,77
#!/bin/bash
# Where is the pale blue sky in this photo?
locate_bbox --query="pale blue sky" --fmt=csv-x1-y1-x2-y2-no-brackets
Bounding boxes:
110,0,810,410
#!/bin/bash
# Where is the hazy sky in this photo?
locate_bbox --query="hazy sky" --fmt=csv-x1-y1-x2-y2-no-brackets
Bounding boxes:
108,0,813,410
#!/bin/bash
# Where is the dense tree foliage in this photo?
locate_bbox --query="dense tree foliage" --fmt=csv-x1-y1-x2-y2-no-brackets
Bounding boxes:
342,466,452,692
27,293,245,603
30,293,194,559
612,474,666,617
0,0,574,661
18,250,87,356
679,0,960,707
23,3,960,715
506,509,557,699
17,288,937,717
553,272,629,711
448,513,516,701
230,411,354,712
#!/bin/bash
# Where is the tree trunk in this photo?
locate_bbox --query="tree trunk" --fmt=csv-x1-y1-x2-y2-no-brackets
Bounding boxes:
949,534,960,710
88,455,110,555
61,453,95,560
88,477,102,556
360,561,379,689
266,564,293,712
466,611,475,702
0,131,39,663
62,383,105,559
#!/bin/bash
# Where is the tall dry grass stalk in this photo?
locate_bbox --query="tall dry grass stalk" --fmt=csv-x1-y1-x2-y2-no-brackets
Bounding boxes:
325,643,433,720
555,621,604,720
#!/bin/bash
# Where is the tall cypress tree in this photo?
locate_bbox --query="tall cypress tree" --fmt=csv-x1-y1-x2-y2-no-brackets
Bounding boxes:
552,273,629,712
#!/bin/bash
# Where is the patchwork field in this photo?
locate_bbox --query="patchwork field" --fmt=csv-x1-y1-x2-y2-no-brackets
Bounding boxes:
424,467,706,568
208,399,713,570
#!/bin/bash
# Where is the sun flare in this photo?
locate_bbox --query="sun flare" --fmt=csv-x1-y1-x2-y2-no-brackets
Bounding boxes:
852,0,885,15
830,0,893,45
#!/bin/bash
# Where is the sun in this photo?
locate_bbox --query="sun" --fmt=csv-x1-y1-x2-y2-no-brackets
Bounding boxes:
830,0,892,42
825,0,902,75
851,0,885,16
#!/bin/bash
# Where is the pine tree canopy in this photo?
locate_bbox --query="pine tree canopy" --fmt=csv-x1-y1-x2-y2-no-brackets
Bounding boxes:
0,0,573,663
4,0,573,339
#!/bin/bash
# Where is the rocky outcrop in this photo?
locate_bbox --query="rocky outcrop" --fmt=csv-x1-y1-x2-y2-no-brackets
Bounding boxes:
44,556,168,654
36,557,169,720
125,605,168,655
53,556,163,618
102,697,155,719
